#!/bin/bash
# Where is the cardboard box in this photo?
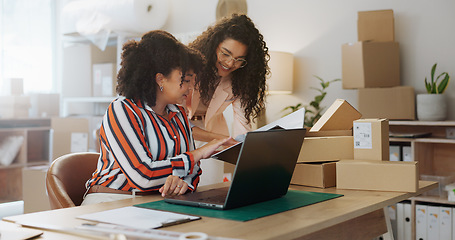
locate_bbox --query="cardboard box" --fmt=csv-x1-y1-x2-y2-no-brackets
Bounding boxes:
310,99,362,132
358,9,395,42
0,96,31,118
29,93,60,118
353,119,389,161
22,166,51,213
291,161,337,188
299,136,353,162
2,78,23,95
358,86,415,120
342,41,400,89
92,63,117,97
336,160,418,192
51,117,89,159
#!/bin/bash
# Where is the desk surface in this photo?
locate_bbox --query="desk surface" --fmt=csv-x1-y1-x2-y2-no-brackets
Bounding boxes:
3,181,436,240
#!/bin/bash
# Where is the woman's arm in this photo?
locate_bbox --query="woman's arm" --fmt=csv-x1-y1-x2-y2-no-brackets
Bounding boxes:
192,126,239,147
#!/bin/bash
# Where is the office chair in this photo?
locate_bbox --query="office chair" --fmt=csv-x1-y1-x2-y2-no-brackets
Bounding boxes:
45,152,99,209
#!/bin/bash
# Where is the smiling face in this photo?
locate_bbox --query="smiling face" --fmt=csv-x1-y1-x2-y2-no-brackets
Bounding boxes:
215,38,248,78
159,69,195,105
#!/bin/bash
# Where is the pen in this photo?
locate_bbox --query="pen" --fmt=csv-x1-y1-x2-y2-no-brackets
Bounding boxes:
159,218,192,228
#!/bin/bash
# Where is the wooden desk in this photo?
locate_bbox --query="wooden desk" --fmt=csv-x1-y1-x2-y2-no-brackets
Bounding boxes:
2,181,436,240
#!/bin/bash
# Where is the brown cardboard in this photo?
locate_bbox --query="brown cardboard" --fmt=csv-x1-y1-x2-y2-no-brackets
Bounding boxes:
291,161,337,188
92,63,117,97
358,86,416,120
22,166,51,213
336,160,418,192
310,99,362,132
353,119,389,161
305,129,352,137
358,9,395,42
29,93,60,118
51,117,89,159
0,96,31,118
342,41,400,89
299,136,353,162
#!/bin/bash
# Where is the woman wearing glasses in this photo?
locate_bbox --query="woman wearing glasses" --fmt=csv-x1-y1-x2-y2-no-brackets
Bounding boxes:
187,14,269,147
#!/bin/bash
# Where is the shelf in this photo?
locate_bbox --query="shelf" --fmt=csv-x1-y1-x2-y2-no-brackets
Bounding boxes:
390,120,455,127
390,137,455,144
412,195,455,205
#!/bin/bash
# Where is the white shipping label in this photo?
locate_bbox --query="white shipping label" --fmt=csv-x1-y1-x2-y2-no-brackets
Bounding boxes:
71,132,88,152
353,122,372,149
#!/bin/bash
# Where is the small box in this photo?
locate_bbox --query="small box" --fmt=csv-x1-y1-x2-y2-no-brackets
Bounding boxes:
310,99,362,132
336,160,419,192
358,86,416,120
51,117,89,160
354,119,389,161
402,146,413,162
342,41,400,89
2,78,24,95
0,96,31,118
92,63,117,97
291,161,337,188
22,166,51,213
298,136,353,162
358,9,395,42
29,93,60,118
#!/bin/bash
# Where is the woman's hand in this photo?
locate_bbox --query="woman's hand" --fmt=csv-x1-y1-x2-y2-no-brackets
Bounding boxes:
159,175,188,197
192,137,232,161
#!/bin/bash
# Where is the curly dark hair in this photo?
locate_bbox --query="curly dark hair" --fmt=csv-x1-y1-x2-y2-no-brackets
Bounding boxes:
116,30,205,106
189,14,270,123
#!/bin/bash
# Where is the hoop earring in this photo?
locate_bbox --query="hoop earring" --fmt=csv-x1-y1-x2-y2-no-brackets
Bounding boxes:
159,86,163,92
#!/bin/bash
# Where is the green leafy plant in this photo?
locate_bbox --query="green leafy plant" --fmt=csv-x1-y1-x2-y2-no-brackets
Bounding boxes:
425,63,450,94
281,75,340,128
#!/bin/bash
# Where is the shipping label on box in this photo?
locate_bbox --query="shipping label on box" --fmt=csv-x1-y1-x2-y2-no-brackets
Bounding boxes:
342,41,400,89
358,86,415,120
354,119,389,161
336,160,419,192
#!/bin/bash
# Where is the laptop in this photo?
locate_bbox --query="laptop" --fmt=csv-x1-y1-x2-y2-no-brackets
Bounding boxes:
164,128,306,210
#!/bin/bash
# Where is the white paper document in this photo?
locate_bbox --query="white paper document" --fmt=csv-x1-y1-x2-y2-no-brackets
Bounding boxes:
77,206,200,230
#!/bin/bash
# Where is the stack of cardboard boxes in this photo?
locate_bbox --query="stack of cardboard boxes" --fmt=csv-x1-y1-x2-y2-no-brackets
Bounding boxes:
342,9,415,120
291,98,419,193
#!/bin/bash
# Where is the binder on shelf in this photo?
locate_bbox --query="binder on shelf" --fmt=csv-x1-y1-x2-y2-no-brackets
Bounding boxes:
428,206,440,240
440,207,452,240
397,202,404,240
403,202,412,240
416,204,428,240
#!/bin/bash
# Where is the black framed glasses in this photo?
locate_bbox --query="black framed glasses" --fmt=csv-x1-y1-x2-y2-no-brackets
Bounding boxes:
218,49,247,68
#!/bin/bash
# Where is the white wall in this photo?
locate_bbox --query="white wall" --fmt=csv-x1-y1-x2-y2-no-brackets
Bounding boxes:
163,0,455,122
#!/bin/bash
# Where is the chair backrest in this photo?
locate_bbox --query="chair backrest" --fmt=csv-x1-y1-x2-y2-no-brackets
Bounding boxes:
46,152,99,209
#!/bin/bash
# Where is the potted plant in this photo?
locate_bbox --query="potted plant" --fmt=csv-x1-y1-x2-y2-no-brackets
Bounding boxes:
282,75,340,127
417,63,451,121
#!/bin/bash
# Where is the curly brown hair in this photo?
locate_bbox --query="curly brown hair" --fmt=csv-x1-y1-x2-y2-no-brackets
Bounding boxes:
189,14,270,123
116,30,205,106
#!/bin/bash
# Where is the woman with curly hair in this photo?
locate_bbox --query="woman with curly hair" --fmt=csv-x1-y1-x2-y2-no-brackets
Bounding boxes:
82,30,231,205
187,13,269,146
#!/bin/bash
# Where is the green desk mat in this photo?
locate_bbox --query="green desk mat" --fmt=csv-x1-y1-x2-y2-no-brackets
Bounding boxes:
135,190,343,222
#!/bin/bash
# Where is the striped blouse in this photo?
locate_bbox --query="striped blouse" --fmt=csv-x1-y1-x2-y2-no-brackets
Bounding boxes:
86,97,201,192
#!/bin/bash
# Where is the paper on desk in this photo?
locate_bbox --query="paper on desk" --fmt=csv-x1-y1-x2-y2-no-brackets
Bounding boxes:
77,206,200,230
233,107,305,143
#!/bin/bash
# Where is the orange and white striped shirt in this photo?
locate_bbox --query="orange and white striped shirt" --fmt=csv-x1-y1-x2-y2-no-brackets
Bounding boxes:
86,97,201,192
